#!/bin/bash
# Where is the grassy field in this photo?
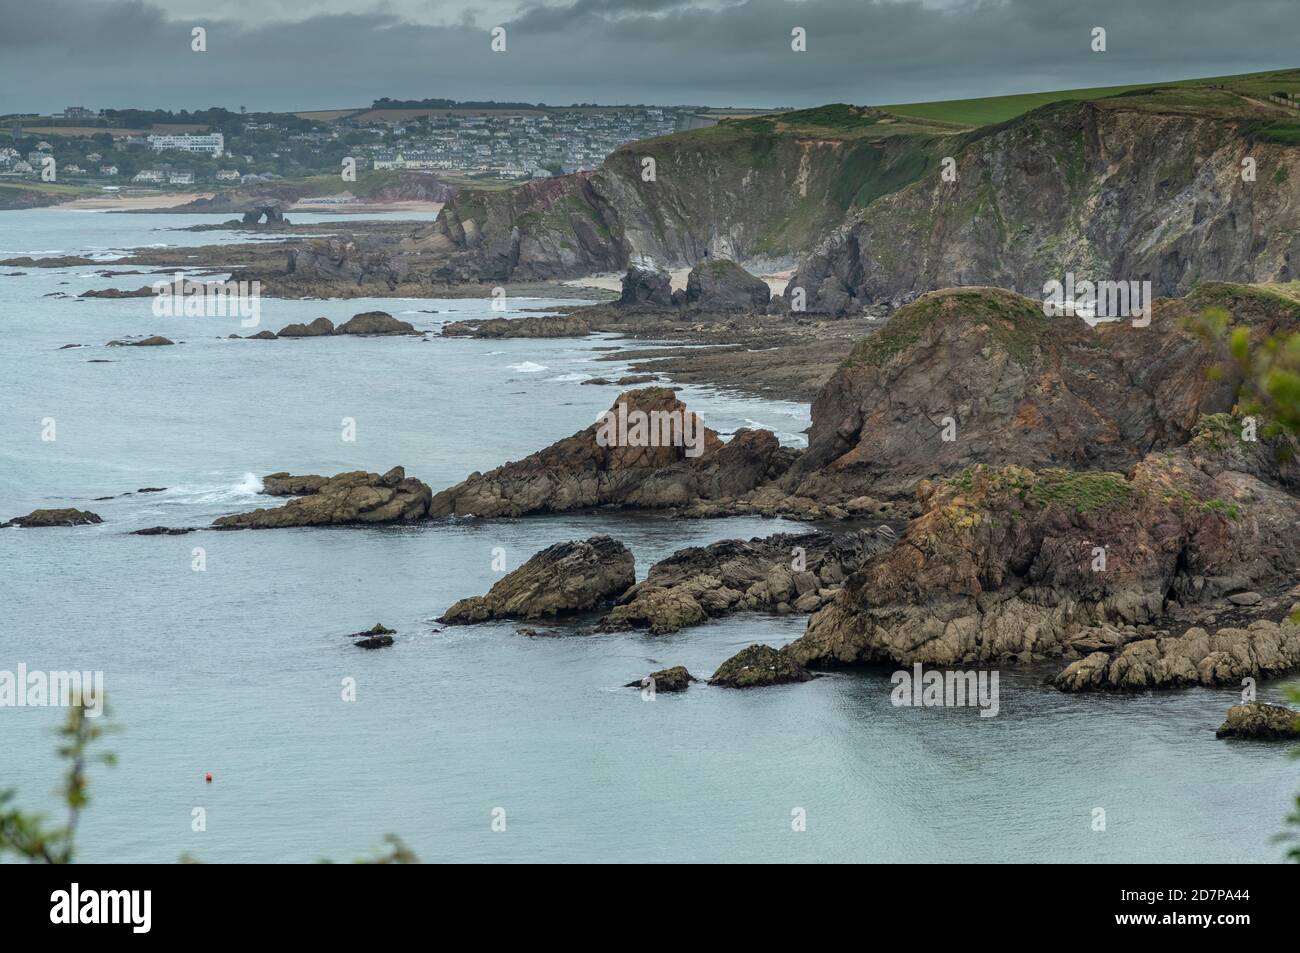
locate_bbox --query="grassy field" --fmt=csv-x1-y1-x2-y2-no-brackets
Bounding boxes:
882,68,1300,127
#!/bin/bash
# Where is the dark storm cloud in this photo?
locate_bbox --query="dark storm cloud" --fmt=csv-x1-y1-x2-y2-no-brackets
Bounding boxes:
1,0,1297,113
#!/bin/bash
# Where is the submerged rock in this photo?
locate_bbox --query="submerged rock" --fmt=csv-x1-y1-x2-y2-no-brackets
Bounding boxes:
709,644,813,688
107,335,174,347
212,466,431,529
1216,702,1300,739
625,666,695,693
438,535,634,623
131,526,196,536
4,508,103,528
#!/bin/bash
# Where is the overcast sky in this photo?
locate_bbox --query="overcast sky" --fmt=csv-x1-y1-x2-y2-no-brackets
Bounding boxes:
2,0,1298,114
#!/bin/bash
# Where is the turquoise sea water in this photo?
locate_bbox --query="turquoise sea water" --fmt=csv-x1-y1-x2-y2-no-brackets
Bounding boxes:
1,208,1297,863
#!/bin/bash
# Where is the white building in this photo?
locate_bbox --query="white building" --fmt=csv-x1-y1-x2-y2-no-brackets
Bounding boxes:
168,171,194,185
215,169,241,181
133,169,166,183
147,132,224,157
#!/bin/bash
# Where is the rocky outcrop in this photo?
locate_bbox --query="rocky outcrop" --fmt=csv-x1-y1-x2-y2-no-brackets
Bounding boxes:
212,466,431,528
107,336,174,347
438,536,634,622
785,445,1300,670
1052,618,1300,691
442,314,593,338
709,645,814,688
781,284,1300,502
625,666,695,693
428,388,791,518
4,508,102,527
597,529,890,634
618,263,674,307
277,317,334,337
1216,702,1300,739
684,259,770,310
351,623,396,649
335,311,418,335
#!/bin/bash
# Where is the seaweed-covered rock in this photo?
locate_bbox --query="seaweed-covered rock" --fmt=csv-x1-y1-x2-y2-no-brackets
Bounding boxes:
1215,702,1300,739
709,644,813,688
3,508,103,528
625,666,695,693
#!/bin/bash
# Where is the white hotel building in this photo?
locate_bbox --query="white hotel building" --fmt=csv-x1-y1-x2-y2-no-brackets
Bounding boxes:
146,132,225,157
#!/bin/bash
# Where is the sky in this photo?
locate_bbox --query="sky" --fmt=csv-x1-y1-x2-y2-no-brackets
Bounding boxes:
2,0,1298,114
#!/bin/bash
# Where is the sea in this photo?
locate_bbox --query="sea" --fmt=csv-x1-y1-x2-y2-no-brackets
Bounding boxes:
1,208,1296,863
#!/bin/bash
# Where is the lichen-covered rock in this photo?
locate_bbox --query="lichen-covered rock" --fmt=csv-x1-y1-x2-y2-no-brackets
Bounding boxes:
438,535,634,623
212,466,431,528
786,448,1300,670
625,666,695,693
710,644,813,688
684,259,770,310
3,508,103,528
1216,702,1300,739
1053,619,1300,691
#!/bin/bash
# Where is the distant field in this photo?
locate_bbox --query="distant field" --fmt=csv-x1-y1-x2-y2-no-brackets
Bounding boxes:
883,68,1300,127
292,109,364,121
12,126,148,138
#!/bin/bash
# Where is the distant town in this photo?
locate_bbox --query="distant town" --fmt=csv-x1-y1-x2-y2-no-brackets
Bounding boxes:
0,99,769,192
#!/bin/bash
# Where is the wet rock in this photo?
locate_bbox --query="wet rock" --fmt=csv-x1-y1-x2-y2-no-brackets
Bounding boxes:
438,535,635,623
276,317,334,337
212,466,431,529
709,644,813,688
107,335,174,347
352,623,396,649
3,508,103,528
260,473,331,496
625,666,695,693
245,330,278,340
131,526,196,536
1216,702,1300,739
335,311,418,335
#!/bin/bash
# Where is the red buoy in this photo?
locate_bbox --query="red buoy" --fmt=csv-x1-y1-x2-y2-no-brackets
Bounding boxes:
205,773,213,783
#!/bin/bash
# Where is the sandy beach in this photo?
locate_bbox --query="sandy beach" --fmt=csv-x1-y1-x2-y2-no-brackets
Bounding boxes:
53,191,215,210
563,266,792,296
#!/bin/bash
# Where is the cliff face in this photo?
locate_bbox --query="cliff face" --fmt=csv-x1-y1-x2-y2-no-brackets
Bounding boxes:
789,94,1300,312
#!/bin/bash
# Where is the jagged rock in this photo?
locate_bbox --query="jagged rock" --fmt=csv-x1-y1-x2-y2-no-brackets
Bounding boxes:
261,473,331,496
428,388,790,518
597,529,888,634
1052,619,1300,691
785,448,1300,670
438,536,634,623
4,508,102,528
618,263,675,308
335,311,418,335
684,259,770,310
352,623,396,649
1216,702,1300,739
624,666,695,692
277,317,334,337
709,645,813,688
212,466,431,528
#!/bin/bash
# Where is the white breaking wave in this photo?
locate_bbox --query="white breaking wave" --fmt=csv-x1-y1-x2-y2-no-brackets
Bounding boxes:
506,361,548,373
546,373,589,383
